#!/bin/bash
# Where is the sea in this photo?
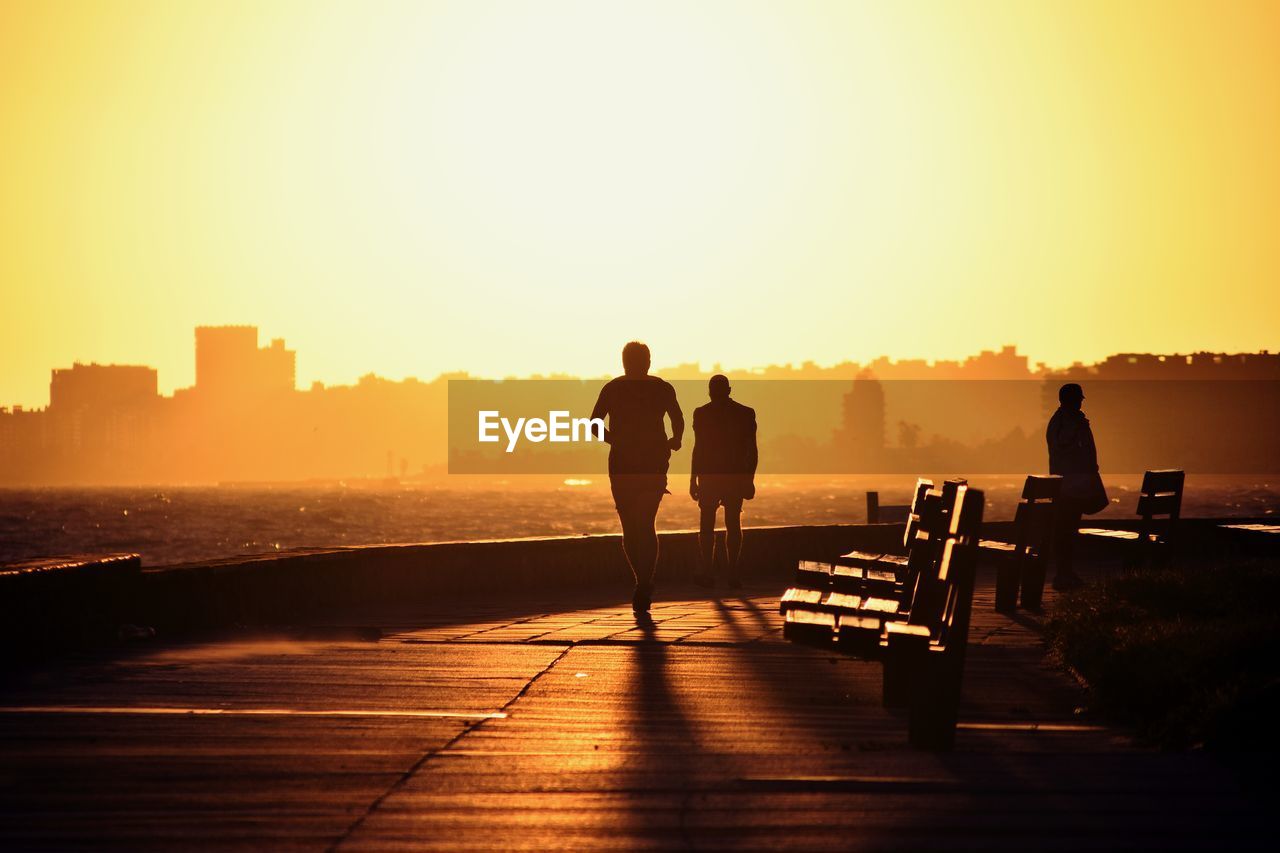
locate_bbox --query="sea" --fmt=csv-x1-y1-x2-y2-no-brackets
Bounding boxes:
1,475,1276,568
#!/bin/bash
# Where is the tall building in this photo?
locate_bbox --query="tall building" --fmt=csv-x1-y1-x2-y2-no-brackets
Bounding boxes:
49,363,158,411
194,326,296,398
834,371,886,460
45,363,159,460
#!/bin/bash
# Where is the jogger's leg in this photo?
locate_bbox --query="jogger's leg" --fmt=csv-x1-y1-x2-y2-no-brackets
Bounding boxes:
620,492,662,607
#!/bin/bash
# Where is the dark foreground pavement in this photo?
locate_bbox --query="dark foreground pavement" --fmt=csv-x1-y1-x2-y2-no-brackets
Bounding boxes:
0,576,1270,851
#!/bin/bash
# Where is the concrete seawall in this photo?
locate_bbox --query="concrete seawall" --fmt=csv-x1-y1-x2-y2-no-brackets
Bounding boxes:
5,515,1268,661
138,524,908,635
2,524,905,659
1,553,143,658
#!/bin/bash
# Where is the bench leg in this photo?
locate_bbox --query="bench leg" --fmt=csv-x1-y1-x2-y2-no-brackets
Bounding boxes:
994,557,1019,612
908,651,963,751
1019,555,1046,611
883,632,928,709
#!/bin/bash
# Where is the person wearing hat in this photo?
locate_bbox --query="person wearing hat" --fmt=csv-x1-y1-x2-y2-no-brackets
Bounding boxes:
1046,382,1108,590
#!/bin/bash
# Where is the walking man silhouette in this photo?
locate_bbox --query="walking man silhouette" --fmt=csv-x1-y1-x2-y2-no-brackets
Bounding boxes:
591,342,683,618
1046,382,1108,590
689,375,757,589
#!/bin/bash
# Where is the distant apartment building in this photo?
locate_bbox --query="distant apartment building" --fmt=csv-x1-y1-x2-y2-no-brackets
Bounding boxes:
1048,351,1280,382
49,363,158,412
42,362,160,459
194,326,296,398
1093,351,1280,380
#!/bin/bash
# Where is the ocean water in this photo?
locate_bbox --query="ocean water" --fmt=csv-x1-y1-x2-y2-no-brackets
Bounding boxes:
1,475,1275,568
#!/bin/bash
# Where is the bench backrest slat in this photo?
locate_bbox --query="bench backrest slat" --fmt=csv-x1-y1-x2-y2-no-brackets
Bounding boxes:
924,486,984,649
1010,474,1060,555
1137,492,1182,517
1141,469,1185,497
901,478,936,549
1021,474,1063,502
1132,469,1184,565
908,483,982,629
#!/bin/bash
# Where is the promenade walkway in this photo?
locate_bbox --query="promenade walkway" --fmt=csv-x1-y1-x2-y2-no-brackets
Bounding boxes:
0,574,1268,850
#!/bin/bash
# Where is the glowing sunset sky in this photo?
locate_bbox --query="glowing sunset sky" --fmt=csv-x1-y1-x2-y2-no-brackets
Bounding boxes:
2,0,1277,406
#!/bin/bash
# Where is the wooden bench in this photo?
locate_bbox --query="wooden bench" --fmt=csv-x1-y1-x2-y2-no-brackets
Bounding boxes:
782,479,936,619
980,474,1061,611
779,480,985,750
1216,522,1280,557
830,482,965,653
1080,469,1184,569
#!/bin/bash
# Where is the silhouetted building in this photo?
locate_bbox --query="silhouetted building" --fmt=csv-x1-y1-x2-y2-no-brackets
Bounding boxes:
833,372,886,462
40,363,160,469
1048,351,1280,382
49,363,157,412
864,345,1033,380
2,339,1277,484
195,326,295,398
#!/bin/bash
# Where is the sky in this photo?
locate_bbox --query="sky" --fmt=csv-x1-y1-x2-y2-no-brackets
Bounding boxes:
2,0,1278,407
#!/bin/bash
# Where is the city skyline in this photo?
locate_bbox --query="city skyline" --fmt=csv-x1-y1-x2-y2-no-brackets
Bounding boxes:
2,321,1275,486
5,323,1278,412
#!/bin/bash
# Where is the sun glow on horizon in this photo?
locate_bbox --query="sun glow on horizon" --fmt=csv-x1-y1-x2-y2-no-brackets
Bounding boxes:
2,0,1278,407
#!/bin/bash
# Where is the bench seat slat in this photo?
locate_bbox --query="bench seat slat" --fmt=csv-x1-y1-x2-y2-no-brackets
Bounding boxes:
831,572,899,594
1079,527,1140,540
832,565,868,580
824,591,863,610
829,593,906,620
884,621,930,638
778,587,826,614
861,596,901,614
837,614,884,633
835,549,883,564
835,550,909,567
784,607,835,626
1220,523,1280,534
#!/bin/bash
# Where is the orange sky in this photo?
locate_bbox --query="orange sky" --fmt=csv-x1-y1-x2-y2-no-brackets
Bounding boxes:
2,0,1278,407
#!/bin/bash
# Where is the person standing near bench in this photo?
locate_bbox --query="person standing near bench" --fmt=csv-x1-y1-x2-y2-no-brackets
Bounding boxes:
591,342,684,618
1046,382,1108,590
689,374,757,590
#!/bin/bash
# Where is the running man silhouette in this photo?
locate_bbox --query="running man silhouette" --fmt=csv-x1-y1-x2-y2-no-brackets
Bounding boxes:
1046,382,1108,590
591,342,684,617
689,375,757,589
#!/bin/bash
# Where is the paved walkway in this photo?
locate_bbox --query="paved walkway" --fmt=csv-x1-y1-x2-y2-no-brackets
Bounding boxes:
0,575,1267,851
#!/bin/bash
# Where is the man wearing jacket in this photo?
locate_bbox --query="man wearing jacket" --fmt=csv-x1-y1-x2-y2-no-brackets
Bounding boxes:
1046,382,1107,590
689,375,757,589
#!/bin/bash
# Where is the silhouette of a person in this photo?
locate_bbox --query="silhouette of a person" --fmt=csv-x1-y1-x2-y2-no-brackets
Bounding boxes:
591,342,684,617
689,375,757,589
1046,382,1107,590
